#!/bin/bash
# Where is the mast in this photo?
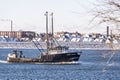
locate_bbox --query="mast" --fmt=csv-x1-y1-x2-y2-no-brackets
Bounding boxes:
45,11,49,54
51,12,54,36
50,12,54,48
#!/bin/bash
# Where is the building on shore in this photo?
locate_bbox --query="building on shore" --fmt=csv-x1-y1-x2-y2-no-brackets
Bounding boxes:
0,31,35,39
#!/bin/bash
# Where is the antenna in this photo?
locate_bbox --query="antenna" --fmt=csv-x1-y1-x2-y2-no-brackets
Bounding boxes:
0,19,13,38
10,20,13,38
11,20,13,32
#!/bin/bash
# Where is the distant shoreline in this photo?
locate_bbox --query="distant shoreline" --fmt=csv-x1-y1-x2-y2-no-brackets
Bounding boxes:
0,42,119,50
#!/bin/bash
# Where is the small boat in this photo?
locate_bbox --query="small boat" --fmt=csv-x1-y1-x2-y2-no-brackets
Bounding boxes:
7,12,81,64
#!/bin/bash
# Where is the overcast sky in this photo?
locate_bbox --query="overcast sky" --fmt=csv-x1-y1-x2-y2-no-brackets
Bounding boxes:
0,0,106,33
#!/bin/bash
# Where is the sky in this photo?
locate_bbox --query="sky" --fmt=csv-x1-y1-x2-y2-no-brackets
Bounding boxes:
0,0,106,33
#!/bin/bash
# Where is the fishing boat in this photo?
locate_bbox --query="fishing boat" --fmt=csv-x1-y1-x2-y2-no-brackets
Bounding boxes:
7,12,81,63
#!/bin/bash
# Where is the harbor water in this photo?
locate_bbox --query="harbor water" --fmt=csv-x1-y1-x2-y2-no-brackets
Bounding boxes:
0,49,120,80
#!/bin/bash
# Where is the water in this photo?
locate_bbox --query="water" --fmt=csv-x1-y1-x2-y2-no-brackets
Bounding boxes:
0,49,120,80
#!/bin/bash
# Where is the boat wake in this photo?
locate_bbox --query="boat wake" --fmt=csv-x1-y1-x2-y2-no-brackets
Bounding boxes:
35,61,80,65
0,60,8,63
79,61,96,65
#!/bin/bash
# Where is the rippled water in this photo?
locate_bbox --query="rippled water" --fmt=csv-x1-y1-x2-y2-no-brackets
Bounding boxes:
0,49,120,80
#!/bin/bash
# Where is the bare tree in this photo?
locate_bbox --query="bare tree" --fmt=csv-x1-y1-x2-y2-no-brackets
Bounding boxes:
91,0,120,72
92,0,120,28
